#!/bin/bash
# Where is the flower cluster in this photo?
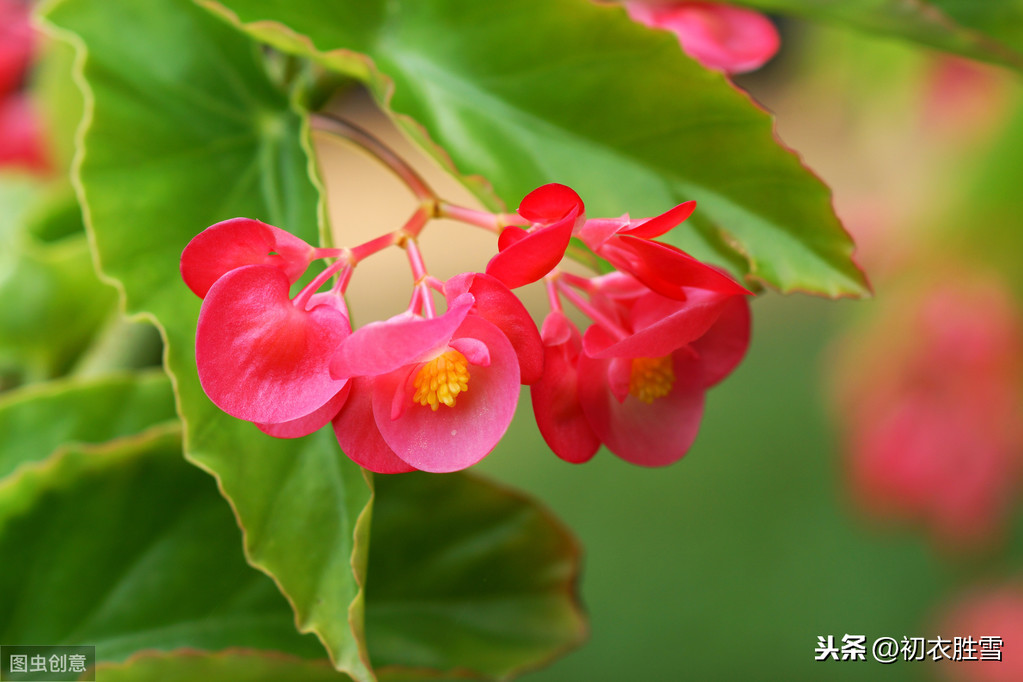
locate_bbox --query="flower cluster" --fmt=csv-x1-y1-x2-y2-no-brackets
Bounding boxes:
1,0,49,174
183,157,752,473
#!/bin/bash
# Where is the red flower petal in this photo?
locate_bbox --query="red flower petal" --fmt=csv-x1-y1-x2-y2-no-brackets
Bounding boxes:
256,384,351,438
690,294,751,386
530,313,599,464
332,377,417,474
486,183,585,289
330,294,474,380
486,220,575,289
578,350,706,466
599,235,750,299
372,316,520,473
619,201,696,239
583,287,739,359
517,183,583,224
445,272,544,384
181,218,317,299
196,264,350,424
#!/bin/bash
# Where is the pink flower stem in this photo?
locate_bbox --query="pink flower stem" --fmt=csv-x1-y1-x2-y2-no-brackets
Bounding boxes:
350,233,395,263
313,247,345,259
400,205,431,239
311,113,437,203
545,275,563,313
330,265,353,295
405,238,429,281
405,238,436,318
293,259,349,310
557,280,628,340
424,275,446,294
559,270,594,292
437,202,523,233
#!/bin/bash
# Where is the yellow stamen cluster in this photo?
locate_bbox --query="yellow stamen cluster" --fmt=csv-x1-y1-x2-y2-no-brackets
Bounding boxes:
413,349,470,410
629,356,675,403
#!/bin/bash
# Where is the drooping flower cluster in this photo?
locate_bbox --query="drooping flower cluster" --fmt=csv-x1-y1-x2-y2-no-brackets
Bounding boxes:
183,137,752,473
1,0,50,174
623,1,780,74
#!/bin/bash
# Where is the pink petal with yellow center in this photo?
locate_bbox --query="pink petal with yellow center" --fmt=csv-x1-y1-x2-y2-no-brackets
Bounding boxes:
333,377,417,474
181,218,317,298
371,316,520,473
196,264,350,424
578,350,706,466
330,294,474,379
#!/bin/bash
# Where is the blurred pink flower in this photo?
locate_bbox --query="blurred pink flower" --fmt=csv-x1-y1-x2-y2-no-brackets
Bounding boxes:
834,276,1023,548
0,0,34,98
937,582,1023,682
625,1,779,74
0,94,49,174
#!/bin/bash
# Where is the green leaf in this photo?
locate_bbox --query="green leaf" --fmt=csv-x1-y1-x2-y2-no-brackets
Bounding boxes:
367,472,586,679
0,179,117,384
93,652,348,682
0,426,326,662
0,370,177,481
40,0,373,678
731,0,1023,71
199,0,867,297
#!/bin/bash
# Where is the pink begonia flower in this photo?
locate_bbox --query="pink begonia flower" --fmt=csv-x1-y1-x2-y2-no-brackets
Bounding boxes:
331,291,521,473
833,277,1023,548
0,95,50,174
196,264,351,427
181,217,320,298
625,1,780,74
535,273,750,465
0,0,34,98
578,203,751,300
486,183,584,289
937,583,1023,682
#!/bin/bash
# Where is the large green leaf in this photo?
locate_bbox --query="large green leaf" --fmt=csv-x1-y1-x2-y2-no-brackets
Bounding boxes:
0,178,116,384
368,473,585,679
0,427,327,662
199,0,868,297
40,0,374,678
731,0,1023,71
0,370,176,481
